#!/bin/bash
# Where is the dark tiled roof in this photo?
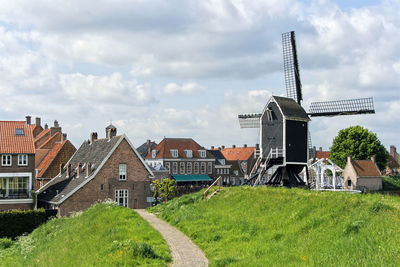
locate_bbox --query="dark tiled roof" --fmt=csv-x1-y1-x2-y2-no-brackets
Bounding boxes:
273,96,310,121
137,141,157,158
0,121,35,154
352,160,381,177
207,150,225,161
37,136,123,203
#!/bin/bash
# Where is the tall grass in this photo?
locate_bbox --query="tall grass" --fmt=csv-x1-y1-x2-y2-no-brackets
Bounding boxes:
150,187,400,266
0,202,171,266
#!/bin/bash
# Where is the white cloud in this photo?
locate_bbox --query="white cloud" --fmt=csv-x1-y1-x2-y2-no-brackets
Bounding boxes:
162,82,205,95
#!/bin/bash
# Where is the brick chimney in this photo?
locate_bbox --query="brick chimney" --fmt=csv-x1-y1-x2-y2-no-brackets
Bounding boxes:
85,162,92,178
106,124,117,140
146,139,151,145
50,120,62,136
232,145,236,148
319,147,322,151
44,123,48,130
35,117,41,127
25,116,31,125
211,146,214,150
62,133,67,142
90,132,98,144
76,162,81,178
243,144,247,148
222,145,225,149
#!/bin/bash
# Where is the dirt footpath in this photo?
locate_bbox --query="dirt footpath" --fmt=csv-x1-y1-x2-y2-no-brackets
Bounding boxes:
135,209,208,267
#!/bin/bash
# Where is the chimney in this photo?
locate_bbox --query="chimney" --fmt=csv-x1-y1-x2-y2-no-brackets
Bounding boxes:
35,117,41,127
59,163,64,175
218,147,221,151
211,146,214,150
76,162,81,178
25,116,31,125
44,123,48,130
66,164,71,178
54,120,59,128
85,162,91,177
232,145,236,148
146,139,151,145
371,155,376,164
222,145,225,149
90,132,98,144
106,125,117,140
347,155,352,165
319,147,322,151
243,144,247,148
50,120,61,136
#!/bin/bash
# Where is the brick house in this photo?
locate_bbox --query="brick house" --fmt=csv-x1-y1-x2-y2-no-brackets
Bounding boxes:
342,156,382,191
33,119,76,189
385,145,399,176
207,148,232,184
37,126,153,216
0,120,35,211
313,147,330,163
145,138,214,185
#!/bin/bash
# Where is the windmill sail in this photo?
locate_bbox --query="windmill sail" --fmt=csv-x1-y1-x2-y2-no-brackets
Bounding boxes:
282,31,302,105
308,97,375,117
238,113,261,128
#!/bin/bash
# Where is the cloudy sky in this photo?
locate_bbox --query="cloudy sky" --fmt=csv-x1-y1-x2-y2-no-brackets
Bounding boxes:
0,0,398,151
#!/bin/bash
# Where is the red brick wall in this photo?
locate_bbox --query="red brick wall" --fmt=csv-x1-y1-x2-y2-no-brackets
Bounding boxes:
0,203,32,211
59,138,151,216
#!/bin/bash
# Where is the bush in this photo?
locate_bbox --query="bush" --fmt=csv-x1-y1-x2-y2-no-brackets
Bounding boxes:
0,209,46,239
0,237,14,249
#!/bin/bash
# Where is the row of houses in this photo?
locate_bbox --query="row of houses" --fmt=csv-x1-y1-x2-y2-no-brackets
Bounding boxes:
0,116,257,215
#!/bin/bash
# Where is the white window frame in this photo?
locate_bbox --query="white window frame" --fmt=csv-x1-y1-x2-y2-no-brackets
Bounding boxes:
198,150,206,158
207,162,213,174
172,162,178,174
18,154,28,166
184,150,192,158
119,164,127,180
194,162,199,174
115,189,128,207
187,162,192,174
165,162,171,173
201,162,206,174
170,149,178,158
180,162,185,174
2,155,12,166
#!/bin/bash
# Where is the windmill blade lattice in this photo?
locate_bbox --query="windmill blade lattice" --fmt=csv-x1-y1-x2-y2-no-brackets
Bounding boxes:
308,97,375,117
282,31,302,105
238,113,262,128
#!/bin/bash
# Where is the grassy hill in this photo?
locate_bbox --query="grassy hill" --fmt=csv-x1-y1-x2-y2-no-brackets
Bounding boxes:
0,202,171,267
150,187,400,266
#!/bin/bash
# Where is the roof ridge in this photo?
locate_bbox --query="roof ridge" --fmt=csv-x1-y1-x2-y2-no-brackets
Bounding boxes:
38,132,62,149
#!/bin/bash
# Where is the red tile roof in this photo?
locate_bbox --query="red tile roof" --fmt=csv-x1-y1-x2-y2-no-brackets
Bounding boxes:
0,121,35,154
36,141,65,178
352,160,381,177
315,151,330,160
35,149,50,167
39,132,61,149
146,138,210,159
220,147,255,161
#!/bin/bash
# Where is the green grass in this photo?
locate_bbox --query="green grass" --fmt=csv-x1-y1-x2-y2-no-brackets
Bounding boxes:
150,187,400,266
0,201,171,266
383,175,400,191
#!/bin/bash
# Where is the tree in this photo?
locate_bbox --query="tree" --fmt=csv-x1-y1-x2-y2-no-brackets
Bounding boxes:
330,125,388,170
160,178,178,202
152,179,161,205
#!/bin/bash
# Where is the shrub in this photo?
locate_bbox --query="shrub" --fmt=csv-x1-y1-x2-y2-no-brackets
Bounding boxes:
0,238,13,249
0,209,46,239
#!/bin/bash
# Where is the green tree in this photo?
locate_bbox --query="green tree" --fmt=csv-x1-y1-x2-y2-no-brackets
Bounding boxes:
152,179,161,205
330,125,388,170
160,178,178,202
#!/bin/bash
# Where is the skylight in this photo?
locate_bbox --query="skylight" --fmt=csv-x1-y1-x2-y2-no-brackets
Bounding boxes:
15,128,24,136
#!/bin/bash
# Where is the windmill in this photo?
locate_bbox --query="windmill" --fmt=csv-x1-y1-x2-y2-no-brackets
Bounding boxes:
238,31,375,187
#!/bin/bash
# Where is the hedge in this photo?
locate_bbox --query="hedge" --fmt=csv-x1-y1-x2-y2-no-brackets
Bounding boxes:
0,209,47,239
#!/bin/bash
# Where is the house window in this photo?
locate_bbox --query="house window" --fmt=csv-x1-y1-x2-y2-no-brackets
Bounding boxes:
180,162,185,174
201,162,206,174
15,128,24,136
165,162,170,173
100,184,104,191
152,150,158,158
18,154,28,166
2,155,12,166
198,150,206,158
172,162,178,174
208,162,212,174
119,164,127,180
170,149,178,158
7,177,29,198
115,189,128,207
184,150,192,158
194,162,199,174
347,179,352,187
187,162,192,174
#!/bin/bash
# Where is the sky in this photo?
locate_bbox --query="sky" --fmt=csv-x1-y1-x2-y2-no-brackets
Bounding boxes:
0,0,398,151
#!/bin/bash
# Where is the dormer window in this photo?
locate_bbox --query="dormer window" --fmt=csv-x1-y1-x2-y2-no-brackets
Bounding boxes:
15,128,24,136
152,150,158,158
199,150,206,158
184,150,192,158
170,149,178,158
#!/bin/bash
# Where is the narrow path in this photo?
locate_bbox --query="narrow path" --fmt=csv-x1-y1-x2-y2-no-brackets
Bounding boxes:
135,209,208,267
